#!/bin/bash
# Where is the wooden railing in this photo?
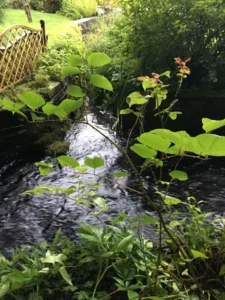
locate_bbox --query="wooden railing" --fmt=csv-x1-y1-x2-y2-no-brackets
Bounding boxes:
0,20,47,93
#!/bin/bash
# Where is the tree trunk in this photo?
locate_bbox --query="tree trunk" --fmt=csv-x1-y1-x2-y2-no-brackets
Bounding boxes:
24,0,32,22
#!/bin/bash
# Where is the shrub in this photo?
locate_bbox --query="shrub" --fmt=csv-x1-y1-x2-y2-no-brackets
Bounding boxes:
34,24,83,83
8,0,24,9
60,0,97,20
29,0,43,11
100,0,225,96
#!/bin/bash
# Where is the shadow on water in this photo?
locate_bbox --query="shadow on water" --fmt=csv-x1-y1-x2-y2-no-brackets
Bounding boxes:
1,110,225,255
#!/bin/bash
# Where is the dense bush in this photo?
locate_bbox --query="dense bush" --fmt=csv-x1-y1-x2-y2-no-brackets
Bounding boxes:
34,24,83,84
8,0,24,9
60,0,97,20
29,0,62,13
97,0,225,96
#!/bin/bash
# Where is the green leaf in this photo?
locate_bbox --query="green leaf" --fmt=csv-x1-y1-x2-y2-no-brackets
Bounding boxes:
169,111,182,120
135,215,156,224
169,170,188,181
53,107,68,119
191,249,208,259
90,74,113,91
202,118,225,133
42,103,57,116
87,52,111,67
168,220,181,229
126,91,148,107
142,80,157,91
84,157,104,169
160,70,170,78
62,66,81,76
35,162,53,176
75,166,87,173
41,250,65,265
137,132,171,152
219,265,225,276
59,99,83,115
151,129,191,149
68,54,83,66
31,112,45,121
57,156,79,168
93,197,107,209
59,267,73,286
67,85,85,98
192,134,225,156
130,144,157,158
128,290,139,300
17,92,45,110
113,172,130,178
116,235,134,252
0,283,9,298
120,108,133,115
1,98,27,119
7,270,31,283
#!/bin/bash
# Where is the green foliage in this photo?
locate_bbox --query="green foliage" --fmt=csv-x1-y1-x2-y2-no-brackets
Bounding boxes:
0,0,8,23
29,0,62,13
34,24,83,83
3,49,225,299
60,0,97,20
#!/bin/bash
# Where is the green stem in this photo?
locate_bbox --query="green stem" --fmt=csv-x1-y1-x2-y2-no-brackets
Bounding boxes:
126,116,139,152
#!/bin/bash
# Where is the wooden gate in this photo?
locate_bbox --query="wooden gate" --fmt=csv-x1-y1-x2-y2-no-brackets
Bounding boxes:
0,20,47,93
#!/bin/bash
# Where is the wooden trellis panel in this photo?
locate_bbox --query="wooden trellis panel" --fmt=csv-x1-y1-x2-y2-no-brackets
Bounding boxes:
0,21,47,93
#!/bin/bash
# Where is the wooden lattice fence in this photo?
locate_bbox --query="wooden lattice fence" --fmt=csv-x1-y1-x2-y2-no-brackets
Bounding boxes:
0,21,47,93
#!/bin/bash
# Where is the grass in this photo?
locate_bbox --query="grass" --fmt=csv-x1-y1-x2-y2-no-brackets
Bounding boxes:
0,9,72,44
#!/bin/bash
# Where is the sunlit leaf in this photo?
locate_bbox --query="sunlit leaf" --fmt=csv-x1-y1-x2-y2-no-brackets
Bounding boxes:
202,118,225,133
35,162,53,176
130,144,157,158
137,132,171,152
113,172,130,178
42,103,57,116
57,156,79,168
191,249,208,259
160,70,170,78
62,66,81,76
67,85,85,98
59,267,73,286
31,112,45,121
126,91,148,107
41,250,65,265
68,54,83,66
116,235,134,252
76,166,88,173
84,157,104,169
59,99,83,115
128,290,139,300
90,74,113,91
169,170,188,181
120,108,133,115
169,111,182,120
17,92,45,110
93,197,107,209
87,52,111,67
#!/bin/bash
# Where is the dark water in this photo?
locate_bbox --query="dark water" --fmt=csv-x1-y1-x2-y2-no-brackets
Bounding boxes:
0,113,154,254
1,112,225,254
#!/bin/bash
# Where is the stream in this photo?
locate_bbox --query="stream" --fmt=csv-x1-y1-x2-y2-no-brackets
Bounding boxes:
0,111,225,255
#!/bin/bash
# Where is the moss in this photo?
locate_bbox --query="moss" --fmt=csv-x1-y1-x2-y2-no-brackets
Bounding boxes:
47,141,70,156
